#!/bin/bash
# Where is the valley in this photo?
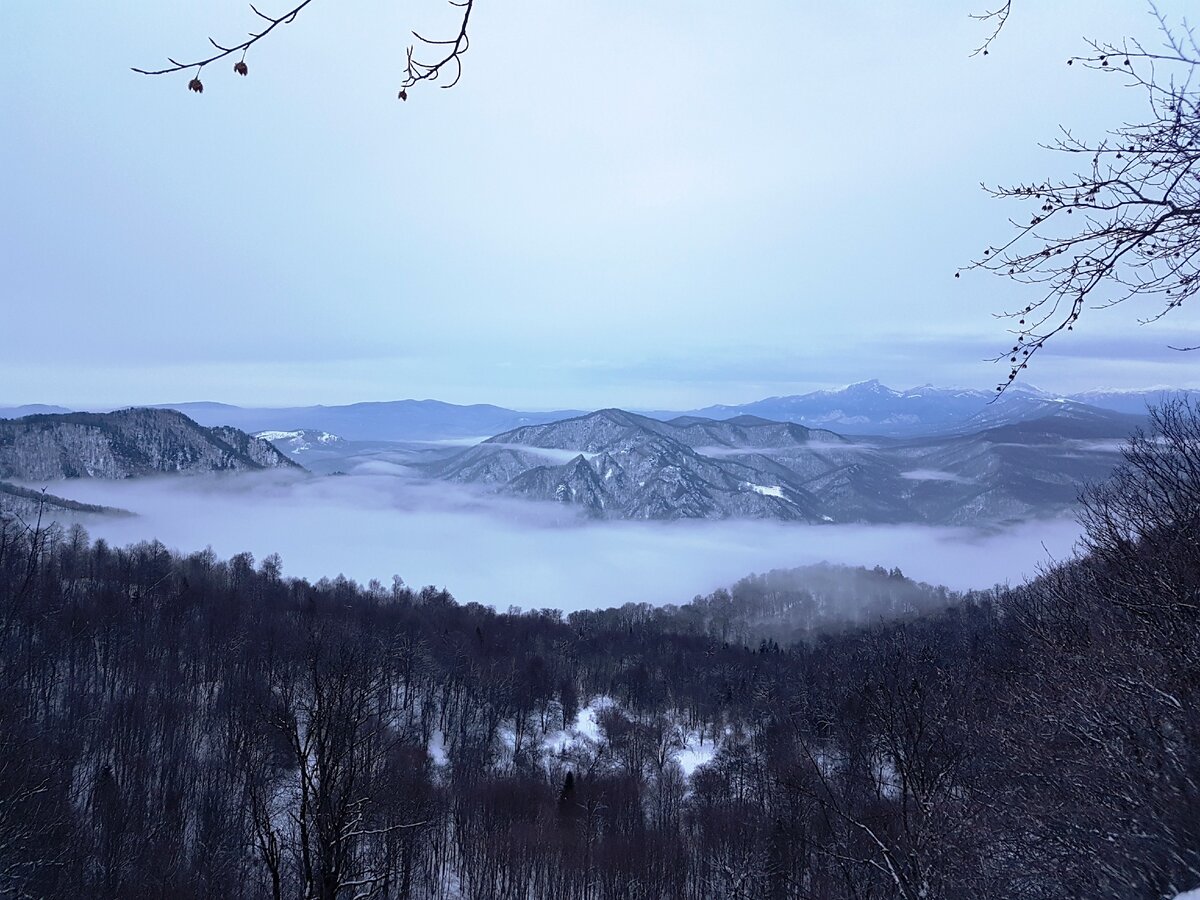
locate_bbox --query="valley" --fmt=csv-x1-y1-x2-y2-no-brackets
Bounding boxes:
0,383,1117,609
11,7,1200,893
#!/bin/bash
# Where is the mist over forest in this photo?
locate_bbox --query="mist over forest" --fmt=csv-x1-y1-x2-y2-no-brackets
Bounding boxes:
37,470,1079,609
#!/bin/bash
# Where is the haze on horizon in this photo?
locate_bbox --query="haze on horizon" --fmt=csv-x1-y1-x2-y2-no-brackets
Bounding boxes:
4,1,1199,410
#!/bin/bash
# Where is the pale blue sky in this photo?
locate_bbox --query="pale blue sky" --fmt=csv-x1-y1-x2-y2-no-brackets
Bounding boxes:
2,1,1196,408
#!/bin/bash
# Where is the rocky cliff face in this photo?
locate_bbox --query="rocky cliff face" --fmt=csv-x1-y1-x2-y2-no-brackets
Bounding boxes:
0,408,300,480
209,425,301,469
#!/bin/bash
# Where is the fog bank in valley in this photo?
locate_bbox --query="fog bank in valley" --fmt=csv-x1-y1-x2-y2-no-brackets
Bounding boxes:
45,471,1083,611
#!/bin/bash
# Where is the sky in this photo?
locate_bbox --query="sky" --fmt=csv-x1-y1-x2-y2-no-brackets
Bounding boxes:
3,1,1198,410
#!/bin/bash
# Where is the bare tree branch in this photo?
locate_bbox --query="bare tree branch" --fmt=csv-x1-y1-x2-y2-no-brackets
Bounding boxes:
970,1,1013,57
131,1,317,87
400,0,475,99
133,0,475,100
966,6,1200,394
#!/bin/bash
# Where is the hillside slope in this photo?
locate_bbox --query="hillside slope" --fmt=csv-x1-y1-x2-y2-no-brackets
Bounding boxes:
427,404,1138,524
0,408,299,480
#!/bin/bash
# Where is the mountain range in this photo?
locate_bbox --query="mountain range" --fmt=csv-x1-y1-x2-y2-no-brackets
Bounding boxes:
423,402,1143,525
146,400,585,442
0,387,1166,527
670,381,1191,436
4,381,1189,442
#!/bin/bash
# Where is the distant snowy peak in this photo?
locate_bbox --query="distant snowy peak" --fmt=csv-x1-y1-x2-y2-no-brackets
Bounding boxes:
837,378,898,396
1070,386,1197,415
255,429,342,444
255,429,344,453
681,380,1154,436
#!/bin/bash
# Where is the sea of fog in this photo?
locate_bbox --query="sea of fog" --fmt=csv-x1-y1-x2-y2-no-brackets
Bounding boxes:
42,470,1083,612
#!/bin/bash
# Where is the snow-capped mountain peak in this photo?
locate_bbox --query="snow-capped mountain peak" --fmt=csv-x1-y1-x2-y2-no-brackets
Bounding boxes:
254,429,344,453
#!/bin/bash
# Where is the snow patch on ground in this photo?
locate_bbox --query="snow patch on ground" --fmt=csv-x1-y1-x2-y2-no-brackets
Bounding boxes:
567,700,721,781
573,696,615,742
675,735,718,778
423,692,736,787
428,729,449,767
496,697,616,763
504,696,727,785
745,483,786,499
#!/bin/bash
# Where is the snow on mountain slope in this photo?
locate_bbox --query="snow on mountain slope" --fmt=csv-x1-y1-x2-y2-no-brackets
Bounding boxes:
0,408,298,480
254,429,344,453
427,409,831,521
427,404,1141,525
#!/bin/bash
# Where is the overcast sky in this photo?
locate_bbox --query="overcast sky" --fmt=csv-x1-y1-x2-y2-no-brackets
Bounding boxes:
3,1,1197,409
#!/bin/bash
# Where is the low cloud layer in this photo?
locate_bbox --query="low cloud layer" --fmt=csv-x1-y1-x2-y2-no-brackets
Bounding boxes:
901,469,975,484
43,470,1083,612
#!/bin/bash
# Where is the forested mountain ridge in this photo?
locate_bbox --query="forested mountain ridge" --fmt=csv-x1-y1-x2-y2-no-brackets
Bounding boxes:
428,409,833,521
0,403,1137,524
426,404,1140,524
0,408,299,480
0,403,1196,899
0,481,132,518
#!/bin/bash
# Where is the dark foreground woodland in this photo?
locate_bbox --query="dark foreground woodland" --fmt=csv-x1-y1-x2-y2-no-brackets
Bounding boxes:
1,405,1199,900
